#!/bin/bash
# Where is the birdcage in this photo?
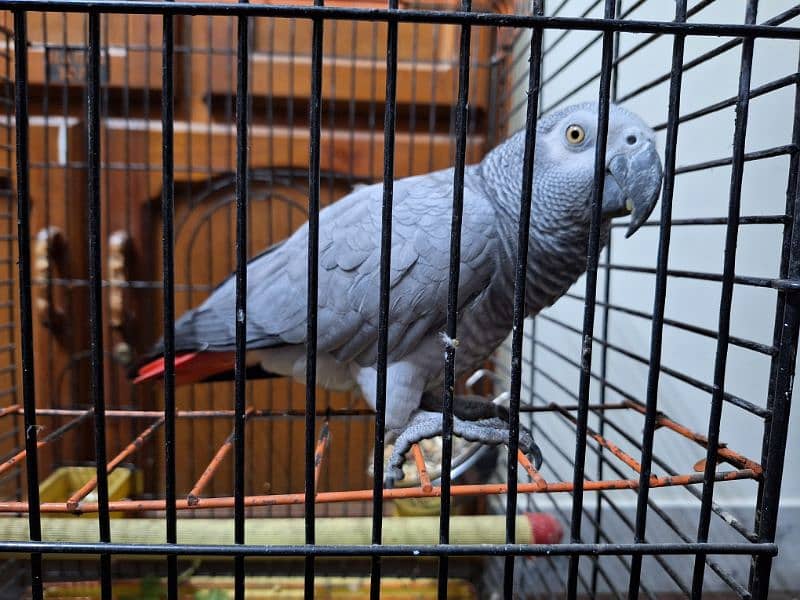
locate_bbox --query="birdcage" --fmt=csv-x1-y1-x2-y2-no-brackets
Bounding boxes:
0,0,797,598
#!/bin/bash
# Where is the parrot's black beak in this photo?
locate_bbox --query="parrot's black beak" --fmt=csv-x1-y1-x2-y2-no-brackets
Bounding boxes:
603,141,663,238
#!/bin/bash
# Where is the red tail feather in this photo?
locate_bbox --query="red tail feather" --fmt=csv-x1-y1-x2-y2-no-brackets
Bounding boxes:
133,351,237,385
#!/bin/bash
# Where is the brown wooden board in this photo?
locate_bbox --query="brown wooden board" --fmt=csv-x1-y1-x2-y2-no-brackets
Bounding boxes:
187,15,495,124
0,0,502,512
1,116,93,497
14,13,167,106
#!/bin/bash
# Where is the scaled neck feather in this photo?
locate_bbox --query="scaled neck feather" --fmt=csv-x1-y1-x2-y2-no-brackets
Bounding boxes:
477,130,608,317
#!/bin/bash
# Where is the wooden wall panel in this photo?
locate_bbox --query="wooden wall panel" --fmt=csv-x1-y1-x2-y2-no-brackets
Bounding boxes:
27,117,92,480
188,15,495,122
0,116,93,497
0,12,17,501
0,3,503,512
102,118,485,193
9,13,169,121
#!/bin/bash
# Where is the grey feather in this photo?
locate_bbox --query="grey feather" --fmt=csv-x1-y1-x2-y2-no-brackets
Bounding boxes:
171,168,500,363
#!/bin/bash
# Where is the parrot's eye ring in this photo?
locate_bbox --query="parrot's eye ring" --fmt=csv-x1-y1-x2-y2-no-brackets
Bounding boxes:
566,124,586,145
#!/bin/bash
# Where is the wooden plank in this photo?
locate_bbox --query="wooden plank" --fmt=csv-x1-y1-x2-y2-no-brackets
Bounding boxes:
0,31,17,499
249,19,457,62
197,51,491,109
187,15,495,118
193,0,510,14
102,118,486,201
2,115,93,485
19,13,164,91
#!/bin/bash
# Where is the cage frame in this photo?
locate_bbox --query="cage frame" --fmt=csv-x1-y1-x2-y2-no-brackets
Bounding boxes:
0,0,797,598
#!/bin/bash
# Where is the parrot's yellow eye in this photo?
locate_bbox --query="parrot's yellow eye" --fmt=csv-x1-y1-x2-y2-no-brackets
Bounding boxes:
566,124,586,144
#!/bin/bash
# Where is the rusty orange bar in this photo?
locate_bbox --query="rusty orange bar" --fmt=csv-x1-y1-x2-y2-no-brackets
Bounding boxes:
517,450,547,491
314,422,331,491
0,410,93,477
66,417,165,511
553,404,647,477
0,469,757,515
411,444,433,493
188,408,255,506
623,400,763,474
1,443,45,477
15,404,617,420
23,407,376,419
13,402,629,421
0,404,20,418
0,403,763,517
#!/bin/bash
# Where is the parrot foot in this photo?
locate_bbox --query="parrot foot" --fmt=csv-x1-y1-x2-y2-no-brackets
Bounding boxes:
385,409,543,484
419,391,510,422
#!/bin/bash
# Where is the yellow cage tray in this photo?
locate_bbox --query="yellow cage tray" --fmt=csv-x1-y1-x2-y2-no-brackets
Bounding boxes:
43,576,478,599
38,466,140,518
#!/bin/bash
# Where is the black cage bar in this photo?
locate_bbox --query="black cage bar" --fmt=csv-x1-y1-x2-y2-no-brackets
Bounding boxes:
0,0,798,599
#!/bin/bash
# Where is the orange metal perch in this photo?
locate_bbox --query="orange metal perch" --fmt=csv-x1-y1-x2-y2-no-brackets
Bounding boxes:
67,417,165,510
0,401,762,517
187,408,254,506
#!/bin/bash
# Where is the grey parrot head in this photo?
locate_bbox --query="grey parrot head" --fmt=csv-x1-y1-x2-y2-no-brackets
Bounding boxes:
534,102,663,238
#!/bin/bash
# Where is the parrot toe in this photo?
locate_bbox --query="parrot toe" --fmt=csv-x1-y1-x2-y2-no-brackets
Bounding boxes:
385,410,445,483
383,409,543,485
419,391,510,422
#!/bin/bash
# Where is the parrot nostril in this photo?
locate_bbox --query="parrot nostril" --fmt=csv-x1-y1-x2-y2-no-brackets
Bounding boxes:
626,134,638,145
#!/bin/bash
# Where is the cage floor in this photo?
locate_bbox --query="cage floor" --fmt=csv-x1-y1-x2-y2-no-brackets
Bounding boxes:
0,399,761,516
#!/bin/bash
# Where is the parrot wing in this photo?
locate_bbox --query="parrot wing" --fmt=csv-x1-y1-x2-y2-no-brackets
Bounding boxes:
134,167,501,383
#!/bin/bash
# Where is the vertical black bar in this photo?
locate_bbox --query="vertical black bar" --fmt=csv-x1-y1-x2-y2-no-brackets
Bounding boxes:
12,11,43,600
369,0,399,596
87,12,112,599
608,0,622,102
438,1,471,597
750,28,800,590
567,2,616,597
502,2,543,597
234,5,249,600
626,2,686,597
306,0,324,597
161,7,178,600
750,47,800,599
523,1,543,551
591,1,621,593
690,2,758,597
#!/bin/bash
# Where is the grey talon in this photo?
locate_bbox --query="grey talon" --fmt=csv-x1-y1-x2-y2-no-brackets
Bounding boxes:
381,408,544,482
531,444,544,471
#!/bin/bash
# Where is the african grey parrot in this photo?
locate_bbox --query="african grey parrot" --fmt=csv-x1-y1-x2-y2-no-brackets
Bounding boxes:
134,102,663,482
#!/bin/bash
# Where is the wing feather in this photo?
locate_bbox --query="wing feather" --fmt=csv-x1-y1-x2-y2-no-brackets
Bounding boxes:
160,167,502,368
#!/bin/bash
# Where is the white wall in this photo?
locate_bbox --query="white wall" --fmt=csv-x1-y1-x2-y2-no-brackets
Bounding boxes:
499,0,800,593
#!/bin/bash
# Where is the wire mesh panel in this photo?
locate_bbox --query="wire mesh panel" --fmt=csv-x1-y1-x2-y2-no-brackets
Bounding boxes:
0,9,24,598
0,0,797,599
486,1,800,597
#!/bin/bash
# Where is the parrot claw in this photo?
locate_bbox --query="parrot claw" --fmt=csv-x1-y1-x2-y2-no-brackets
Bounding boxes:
384,409,543,485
